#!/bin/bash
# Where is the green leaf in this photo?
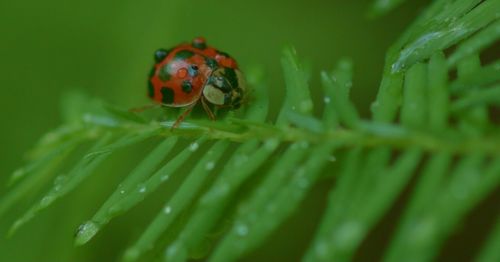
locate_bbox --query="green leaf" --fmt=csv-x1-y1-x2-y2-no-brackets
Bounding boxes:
392,0,499,72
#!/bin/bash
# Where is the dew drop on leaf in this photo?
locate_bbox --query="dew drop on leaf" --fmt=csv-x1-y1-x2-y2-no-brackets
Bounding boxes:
189,142,199,152
40,196,55,207
205,161,215,170
236,223,249,236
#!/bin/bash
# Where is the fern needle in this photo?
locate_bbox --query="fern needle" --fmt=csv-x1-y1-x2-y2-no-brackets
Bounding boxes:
207,143,309,261
321,74,339,128
451,84,500,112
385,153,452,262
9,133,113,235
83,128,161,159
450,60,500,93
401,62,427,128
392,0,499,72
8,138,81,186
75,135,178,246
109,138,207,216
210,142,337,262
371,70,404,123
477,215,500,262
322,59,359,129
164,139,279,262
278,46,313,125
303,148,363,262
311,149,422,261
427,52,449,130
122,139,231,262
448,19,500,67
0,139,81,219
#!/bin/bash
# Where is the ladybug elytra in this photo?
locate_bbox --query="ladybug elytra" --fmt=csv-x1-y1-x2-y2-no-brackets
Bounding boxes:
148,37,245,127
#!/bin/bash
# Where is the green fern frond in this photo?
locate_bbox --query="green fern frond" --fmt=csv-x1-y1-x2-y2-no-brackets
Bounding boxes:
2,0,500,261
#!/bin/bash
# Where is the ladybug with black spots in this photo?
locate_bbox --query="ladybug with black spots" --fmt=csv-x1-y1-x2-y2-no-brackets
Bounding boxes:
148,37,246,128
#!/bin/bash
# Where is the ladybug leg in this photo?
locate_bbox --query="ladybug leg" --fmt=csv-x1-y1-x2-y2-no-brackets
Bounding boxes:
129,104,161,113
171,102,196,130
201,96,216,121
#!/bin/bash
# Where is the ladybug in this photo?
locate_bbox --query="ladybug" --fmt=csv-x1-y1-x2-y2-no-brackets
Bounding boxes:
148,37,246,128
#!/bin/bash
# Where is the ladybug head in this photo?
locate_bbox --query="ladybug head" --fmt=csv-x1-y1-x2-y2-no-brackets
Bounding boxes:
202,67,245,109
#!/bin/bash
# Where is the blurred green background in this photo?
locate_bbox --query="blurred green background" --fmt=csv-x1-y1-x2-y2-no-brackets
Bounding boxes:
0,0,434,261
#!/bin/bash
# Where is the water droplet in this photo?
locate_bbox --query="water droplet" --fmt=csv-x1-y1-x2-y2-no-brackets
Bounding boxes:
139,186,146,193
161,175,170,181
164,206,172,214
40,196,55,207
11,168,27,182
120,190,125,194
205,161,215,170
54,175,66,184
75,221,100,246
323,96,331,104
391,63,400,73
165,242,188,261
189,142,199,152
53,175,67,191
236,223,248,236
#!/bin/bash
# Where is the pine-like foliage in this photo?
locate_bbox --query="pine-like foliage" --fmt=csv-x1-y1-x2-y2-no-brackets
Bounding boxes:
1,0,500,261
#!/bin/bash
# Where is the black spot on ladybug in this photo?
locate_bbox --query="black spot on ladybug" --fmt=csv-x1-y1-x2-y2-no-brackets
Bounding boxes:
205,58,218,69
188,65,198,77
161,87,175,104
224,68,239,89
181,80,192,93
175,50,194,60
192,40,207,50
148,80,155,98
154,49,169,63
159,64,171,81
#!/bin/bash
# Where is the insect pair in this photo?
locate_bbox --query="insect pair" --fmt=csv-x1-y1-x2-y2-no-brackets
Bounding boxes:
146,37,246,128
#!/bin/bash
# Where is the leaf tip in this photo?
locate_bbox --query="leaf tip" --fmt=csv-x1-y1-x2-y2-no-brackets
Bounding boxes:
74,220,100,246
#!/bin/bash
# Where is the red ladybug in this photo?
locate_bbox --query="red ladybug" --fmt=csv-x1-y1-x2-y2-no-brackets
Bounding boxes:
148,37,246,128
